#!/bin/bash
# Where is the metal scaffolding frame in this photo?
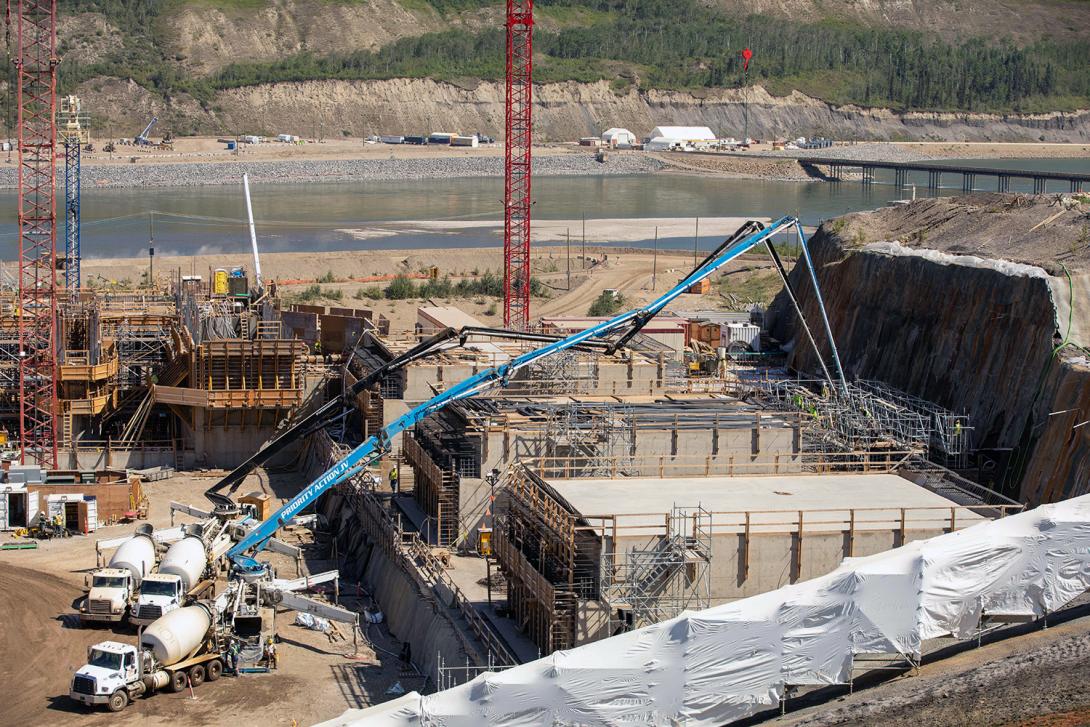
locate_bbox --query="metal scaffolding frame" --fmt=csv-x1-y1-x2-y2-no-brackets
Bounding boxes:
756,376,933,455
854,379,972,467
540,400,635,478
600,504,713,630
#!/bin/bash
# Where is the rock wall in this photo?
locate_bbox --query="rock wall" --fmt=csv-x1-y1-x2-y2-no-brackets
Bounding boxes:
77,77,1090,142
769,222,1089,504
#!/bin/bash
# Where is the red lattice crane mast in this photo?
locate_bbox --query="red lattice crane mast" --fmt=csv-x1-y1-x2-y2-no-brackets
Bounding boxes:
10,0,59,467
503,0,533,330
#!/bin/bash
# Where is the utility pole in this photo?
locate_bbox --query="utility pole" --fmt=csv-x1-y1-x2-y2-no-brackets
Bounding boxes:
581,212,586,269
652,226,658,292
693,216,700,266
566,228,571,290
148,212,155,289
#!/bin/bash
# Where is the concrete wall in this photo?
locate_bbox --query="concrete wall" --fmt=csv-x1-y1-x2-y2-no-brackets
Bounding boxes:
62,447,176,471
318,488,472,681
401,357,664,402
615,526,950,605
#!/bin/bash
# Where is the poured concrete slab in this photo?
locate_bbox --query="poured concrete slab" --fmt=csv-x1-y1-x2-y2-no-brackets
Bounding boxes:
547,473,985,534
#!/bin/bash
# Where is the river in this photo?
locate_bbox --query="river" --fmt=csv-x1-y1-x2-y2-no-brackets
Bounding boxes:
0,157,1083,259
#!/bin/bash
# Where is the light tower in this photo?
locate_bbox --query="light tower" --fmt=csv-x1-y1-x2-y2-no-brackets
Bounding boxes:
503,0,533,330
11,0,59,467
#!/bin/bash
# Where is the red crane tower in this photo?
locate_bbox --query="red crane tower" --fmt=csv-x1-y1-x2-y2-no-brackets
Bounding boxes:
11,0,59,467
503,0,533,330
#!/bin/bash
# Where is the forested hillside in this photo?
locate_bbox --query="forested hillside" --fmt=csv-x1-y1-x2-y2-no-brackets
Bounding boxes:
47,0,1090,135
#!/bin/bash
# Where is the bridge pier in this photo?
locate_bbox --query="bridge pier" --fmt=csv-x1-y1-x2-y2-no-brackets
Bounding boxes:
1033,177,1047,194
1073,180,1085,193
927,171,941,190
861,166,875,185
894,168,907,189
998,175,1011,193
962,173,975,193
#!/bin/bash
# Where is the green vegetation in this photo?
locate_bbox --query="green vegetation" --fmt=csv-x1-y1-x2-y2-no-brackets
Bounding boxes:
718,270,783,308
288,283,343,302
53,0,1090,114
362,271,548,302
588,290,623,316
354,286,384,300
384,274,418,300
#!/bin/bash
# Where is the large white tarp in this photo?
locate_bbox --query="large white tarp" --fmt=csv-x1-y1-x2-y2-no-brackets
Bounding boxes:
319,495,1090,727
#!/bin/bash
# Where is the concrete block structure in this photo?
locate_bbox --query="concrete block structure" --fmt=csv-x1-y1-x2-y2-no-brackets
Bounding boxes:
494,466,1017,655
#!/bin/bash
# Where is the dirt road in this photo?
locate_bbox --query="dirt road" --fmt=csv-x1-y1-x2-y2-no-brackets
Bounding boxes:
0,473,409,727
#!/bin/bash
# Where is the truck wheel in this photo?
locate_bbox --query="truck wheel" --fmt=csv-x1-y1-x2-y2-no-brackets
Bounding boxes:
107,691,129,712
188,664,206,687
205,659,223,682
169,670,188,693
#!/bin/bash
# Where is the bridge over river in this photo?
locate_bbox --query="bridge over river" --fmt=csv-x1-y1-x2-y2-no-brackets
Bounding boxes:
798,157,1090,194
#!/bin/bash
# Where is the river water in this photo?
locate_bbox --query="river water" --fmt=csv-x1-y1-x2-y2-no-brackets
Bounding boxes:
0,157,1083,260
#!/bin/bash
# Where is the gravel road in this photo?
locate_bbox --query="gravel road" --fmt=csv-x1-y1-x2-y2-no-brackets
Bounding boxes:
0,152,663,190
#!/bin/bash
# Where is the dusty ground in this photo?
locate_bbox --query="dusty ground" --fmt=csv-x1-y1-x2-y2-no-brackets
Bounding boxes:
894,142,1090,160
76,137,578,168
81,237,782,331
0,471,415,727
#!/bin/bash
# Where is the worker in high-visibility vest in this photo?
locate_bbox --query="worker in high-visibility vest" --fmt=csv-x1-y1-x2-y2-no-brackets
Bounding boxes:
389,465,399,494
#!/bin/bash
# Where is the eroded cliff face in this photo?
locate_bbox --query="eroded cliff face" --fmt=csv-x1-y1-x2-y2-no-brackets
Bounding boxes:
75,77,1090,141
769,196,1090,504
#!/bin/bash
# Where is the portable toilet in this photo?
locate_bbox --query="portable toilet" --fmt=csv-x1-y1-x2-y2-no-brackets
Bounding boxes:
213,268,229,295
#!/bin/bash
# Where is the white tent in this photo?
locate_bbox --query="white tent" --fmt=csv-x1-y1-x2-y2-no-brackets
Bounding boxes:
648,125,716,144
601,127,636,147
319,493,1090,727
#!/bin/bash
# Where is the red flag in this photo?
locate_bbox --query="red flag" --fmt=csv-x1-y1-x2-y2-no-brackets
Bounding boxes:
742,48,753,72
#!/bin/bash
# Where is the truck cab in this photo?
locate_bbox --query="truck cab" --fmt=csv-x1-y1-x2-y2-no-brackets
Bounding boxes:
129,574,184,625
70,641,139,712
80,569,134,623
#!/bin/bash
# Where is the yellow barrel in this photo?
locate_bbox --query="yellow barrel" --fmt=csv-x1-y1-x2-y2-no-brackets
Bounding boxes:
213,268,229,295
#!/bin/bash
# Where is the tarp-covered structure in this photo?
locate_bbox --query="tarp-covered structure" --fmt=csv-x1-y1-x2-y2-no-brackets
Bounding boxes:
319,494,1090,727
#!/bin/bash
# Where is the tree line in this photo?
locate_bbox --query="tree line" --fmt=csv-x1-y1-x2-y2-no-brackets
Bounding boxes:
52,0,1090,115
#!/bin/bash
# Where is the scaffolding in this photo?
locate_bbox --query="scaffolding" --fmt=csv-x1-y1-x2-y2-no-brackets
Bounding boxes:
600,505,713,630
854,379,972,468
539,401,635,478
756,376,933,456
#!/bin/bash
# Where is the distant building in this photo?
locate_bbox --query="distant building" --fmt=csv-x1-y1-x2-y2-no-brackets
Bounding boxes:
646,126,716,148
600,127,636,148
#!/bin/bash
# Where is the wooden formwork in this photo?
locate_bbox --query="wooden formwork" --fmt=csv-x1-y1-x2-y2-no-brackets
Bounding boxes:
404,433,461,546
192,339,304,392
493,467,582,654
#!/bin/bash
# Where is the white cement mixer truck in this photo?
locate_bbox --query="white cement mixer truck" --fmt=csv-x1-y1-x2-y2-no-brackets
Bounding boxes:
79,524,157,624
70,603,227,712
129,523,223,626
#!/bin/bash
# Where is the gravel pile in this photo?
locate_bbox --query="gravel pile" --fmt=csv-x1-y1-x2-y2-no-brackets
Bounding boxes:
0,152,663,190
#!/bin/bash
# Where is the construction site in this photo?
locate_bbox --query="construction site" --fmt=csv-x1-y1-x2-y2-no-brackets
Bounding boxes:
2,1,1090,726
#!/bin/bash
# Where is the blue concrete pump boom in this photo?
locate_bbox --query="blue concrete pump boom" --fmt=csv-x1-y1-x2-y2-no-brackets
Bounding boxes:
227,216,799,573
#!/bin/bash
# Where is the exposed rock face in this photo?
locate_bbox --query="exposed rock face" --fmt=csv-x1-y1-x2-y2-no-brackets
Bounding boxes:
769,196,1090,504
77,78,1090,141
